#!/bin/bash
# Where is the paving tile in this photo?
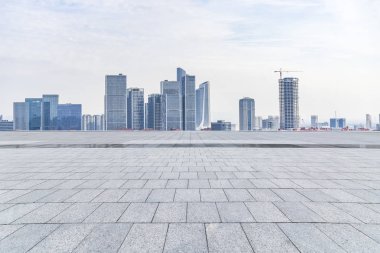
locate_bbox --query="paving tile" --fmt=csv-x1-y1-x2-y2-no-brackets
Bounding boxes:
245,202,289,222
64,189,103,202
37,189,79,202
91,189,127,202
242,223,299,253
229,179,255,188
73,223,132,253
275,202,325,222
188,180,210,188
200,189,228,202
8,189,56,203
248,189,282,201
29,224,95,253
164,223,207,253
0,224,24,240
187,202,221,222
217,202,254,222
147,189,175,202
206,223,253,253
0,203,43,224
279,223,345,253
174,189,200,202
225,189,255,201
296,189,338,202
333,203,380,223
272,189,310,202
144,180,168,188
118,223,168,253
153,203,186,222
353,224,380,243
14,203,72,224
84,203,129,223
209,180,233,188
321,189,365,202
119,189,151,202
316,224,380,253
0,224,59,253
119,203,158,222
166,179,188,188
303,202,360,223
250,179,279,188
49,203,100,223
122,180,147,188
0,190,31,203
99,180,126,189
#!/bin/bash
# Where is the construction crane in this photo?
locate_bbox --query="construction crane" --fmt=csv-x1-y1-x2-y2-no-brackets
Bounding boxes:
274,68,303,79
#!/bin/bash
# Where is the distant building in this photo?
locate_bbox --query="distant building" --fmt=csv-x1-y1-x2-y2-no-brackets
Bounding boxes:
366,114,372,129
377,114,380,131
330,118,346,129
196,82,210,130
127,88,145,130
42,95,59,130
57,104,82,130
311,115,318,128
161,80,182,130
82,115,104,131
239,97,255,131
105,74,127,130
25,98,43,130
179,68,196,131
255,116,263,130
262,116,280,130
211,120,231,131
13,102,28,130
0,119,13,131
279,77,299,130
146,94,163,130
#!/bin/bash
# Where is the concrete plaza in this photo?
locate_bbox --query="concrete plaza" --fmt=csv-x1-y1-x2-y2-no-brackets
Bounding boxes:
0,131,379,252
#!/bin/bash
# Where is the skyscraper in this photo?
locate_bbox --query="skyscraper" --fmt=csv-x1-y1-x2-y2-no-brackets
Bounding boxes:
25,98,42,130
13,102,29,130
239,97,255,131
279,77,299,130
42,94,59,130
196,81,210,130
161,80,182,130
104,74,127,130
182,75,196,130
57,104,82,130
147,94,163,130
330,118,346,129
127,88,145,130
311,115,318,128
366,114,372,129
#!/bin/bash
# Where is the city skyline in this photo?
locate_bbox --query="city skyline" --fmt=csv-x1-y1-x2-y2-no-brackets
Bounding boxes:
1,0,379,123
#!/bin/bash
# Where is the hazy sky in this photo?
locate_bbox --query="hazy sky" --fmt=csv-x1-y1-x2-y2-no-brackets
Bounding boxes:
1,0,379,125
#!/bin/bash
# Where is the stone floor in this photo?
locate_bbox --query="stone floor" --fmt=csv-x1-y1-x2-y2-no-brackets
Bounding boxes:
0,132,379,252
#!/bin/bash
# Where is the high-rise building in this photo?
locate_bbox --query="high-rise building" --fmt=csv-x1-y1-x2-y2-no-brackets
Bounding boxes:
0,119,13,131
255,116,263,130
311,115,318,128
57,104,82,130
42,95,59,130
25,98,42,130
330,118,346,129
13,102,29,130
196,81,210,130
104,74,127,130
94,115,104,131
239,97,255,131
279,77,299,130
211,120,231,131
262,116,280,130
161,80,182,130
146,94,163,130
127,88,145,130
366,114,372,129
82,114,104,131
178,68,196,131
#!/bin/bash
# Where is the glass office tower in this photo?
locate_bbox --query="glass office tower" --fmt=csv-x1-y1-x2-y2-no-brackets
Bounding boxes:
25,98,42,130
161,80,182,130
181,74,196,131
41,95,59,130
147,94,163,130
57,104,82,130
279,77,299,130
13,102,29,130
104,74,127,130
127,88,145,130
196,81,210,130
239,97,255,131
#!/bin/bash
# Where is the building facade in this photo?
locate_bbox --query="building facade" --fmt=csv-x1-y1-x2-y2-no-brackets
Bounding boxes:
177,68,196,131
366,114,372,129
262,116,280,130
279,77,299,130
127,88,145,130
330,118,346,129
13,102,29,130
25,98,43,130
147,94,163,130
239,97,255,131
211,120,231,131
161,80,182,130
42,95,59,130
311,115,318,128
196,81,210,130
105,74,127,130
0,120,13,131
57,104,82,130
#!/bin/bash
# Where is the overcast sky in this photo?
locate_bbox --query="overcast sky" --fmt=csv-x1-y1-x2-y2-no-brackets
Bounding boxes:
1,0,379,125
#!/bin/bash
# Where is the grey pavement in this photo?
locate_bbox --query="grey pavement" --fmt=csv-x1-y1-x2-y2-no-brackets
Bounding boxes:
0,131,379,252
